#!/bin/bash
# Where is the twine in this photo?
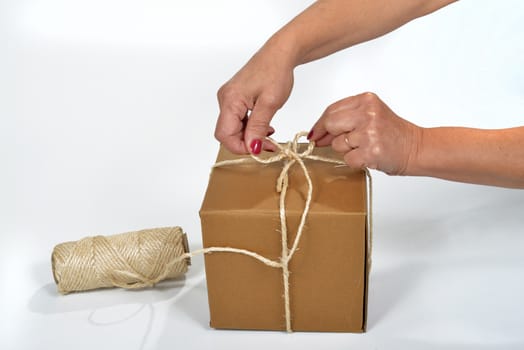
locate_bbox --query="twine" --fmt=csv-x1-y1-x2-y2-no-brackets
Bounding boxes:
52,226,190,294
176,131,373,332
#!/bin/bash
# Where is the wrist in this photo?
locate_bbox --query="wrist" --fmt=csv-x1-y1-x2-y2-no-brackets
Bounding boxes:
403,124,425,176
405,126,449,178
263,31,305,69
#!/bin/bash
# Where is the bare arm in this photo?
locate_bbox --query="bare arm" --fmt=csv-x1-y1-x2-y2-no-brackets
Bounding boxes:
272,0,456,66
410,126,524,188
215,0,456,154
309,93,524,189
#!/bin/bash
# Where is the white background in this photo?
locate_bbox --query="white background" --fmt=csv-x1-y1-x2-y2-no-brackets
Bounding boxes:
2,0,524,349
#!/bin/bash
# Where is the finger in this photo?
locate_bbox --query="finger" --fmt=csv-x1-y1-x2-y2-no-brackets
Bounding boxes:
215,113,248,154
343,149,366,169
244,96,278,154
343,147,379,170
262,125,278,152
332,133,356,153
246,117,275,137
323,108,366,137
215,93,250,154
308,94,362,143
314,133,336,147
343,149,374,170
243,114,275,136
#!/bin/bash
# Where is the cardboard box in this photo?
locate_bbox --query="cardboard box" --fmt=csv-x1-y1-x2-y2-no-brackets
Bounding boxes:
199,144,370,332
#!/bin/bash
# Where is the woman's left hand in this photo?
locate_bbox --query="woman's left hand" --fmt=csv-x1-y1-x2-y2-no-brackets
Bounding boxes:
309,92,421,175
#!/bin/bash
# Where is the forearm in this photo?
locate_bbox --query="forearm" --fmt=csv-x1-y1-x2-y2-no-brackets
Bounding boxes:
264,0,456,66
408,126,524,188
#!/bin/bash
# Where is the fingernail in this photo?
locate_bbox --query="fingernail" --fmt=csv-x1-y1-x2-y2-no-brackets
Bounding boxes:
267,130,275,137
307,129,314,140
250,139,262,155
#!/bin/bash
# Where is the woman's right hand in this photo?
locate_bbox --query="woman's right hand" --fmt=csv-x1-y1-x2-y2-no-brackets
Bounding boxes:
215,39,296,155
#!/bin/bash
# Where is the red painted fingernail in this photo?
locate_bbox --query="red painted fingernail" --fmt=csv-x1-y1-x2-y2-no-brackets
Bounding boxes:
267,130,275,137
307,129,314,140
250,139,262,154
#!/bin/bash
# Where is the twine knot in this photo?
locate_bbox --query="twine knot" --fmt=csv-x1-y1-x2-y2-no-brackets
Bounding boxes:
250,132,316,194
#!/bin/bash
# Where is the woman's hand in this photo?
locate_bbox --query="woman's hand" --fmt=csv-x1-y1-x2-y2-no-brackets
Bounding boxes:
215,40,296,155
309,92,421,175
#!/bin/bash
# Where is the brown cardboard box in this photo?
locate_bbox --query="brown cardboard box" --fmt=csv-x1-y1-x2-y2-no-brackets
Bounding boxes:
199,144,370,332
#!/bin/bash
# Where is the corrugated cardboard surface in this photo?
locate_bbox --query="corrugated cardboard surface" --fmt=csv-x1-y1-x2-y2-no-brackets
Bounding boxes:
200,145,369,332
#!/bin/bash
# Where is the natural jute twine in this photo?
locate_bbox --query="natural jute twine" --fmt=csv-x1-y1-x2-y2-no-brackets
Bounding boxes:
52,226,190,294
174,131,373,332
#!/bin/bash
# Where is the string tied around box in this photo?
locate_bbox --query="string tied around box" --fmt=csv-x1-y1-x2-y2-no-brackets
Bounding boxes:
175,131,373,333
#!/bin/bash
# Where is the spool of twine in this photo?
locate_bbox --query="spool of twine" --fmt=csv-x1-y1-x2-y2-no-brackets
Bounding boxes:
52,226,190,294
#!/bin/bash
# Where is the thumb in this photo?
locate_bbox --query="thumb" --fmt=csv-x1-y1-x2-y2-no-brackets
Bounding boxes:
244,99,277,154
